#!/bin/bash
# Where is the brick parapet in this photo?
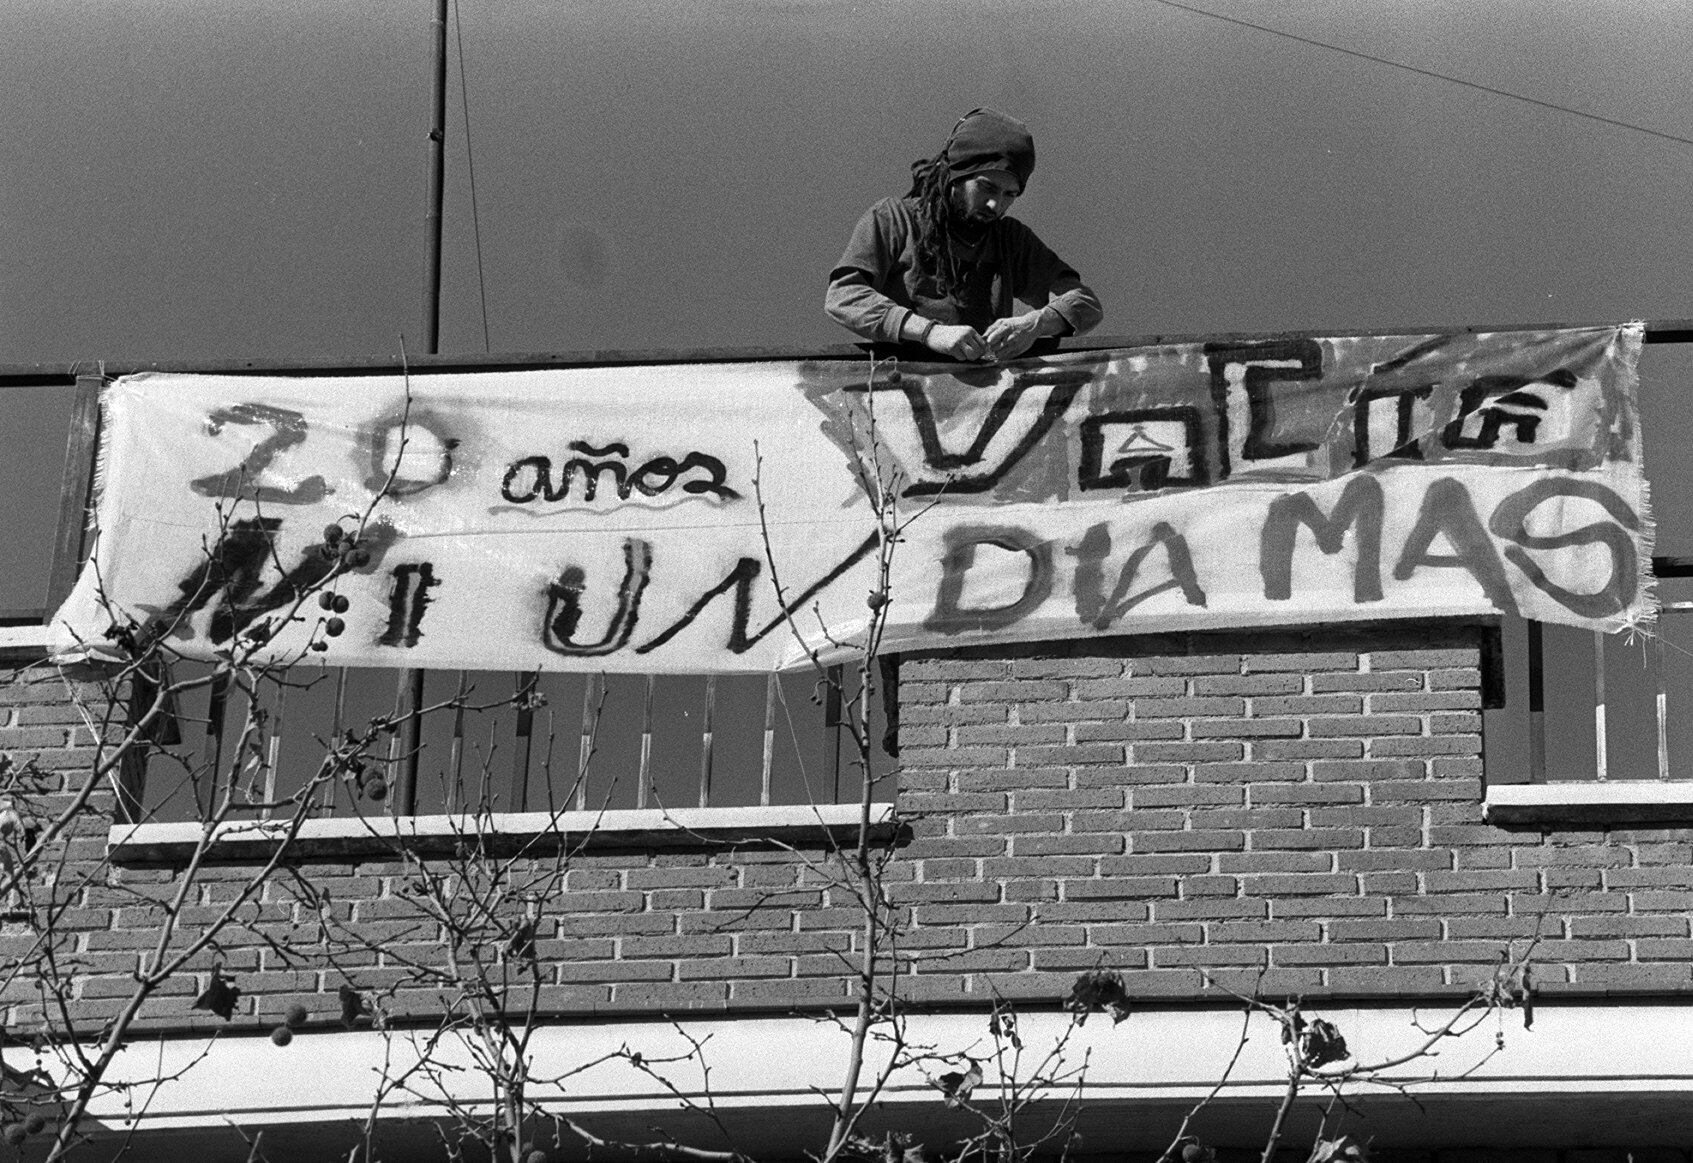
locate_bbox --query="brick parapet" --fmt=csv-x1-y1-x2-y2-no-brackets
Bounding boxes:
2,625,1689,1039
898,626,1693,1002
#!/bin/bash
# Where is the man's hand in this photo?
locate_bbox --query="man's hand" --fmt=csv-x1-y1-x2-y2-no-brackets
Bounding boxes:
926,324,989,362
983,311,1050,361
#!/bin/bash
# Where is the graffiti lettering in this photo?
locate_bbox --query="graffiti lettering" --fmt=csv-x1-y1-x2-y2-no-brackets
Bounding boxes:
1490,478,1639,619
147,518,395,644
926,525,1054,634
1069,521,1206,630
854,364,1093,497
502,442,737,505
1260,475,1385,603
190,404,328,505
379,563,439,648
1351,385,1435,467
363,410,458,498
1391,477,1516,614
1206,339,1325,478
1078,407,1206,492
1441,369,1577,451
637,532,879,655
541,539,653,656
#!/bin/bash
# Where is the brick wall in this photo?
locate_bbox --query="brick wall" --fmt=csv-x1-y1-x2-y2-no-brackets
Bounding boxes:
2,621,1691,1039
898,625,1693,1003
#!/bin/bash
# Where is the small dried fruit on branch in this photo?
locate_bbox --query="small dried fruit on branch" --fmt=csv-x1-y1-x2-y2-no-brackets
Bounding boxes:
270,1025,293,1047
284,1003,309,1029
1177,1138,1215,1163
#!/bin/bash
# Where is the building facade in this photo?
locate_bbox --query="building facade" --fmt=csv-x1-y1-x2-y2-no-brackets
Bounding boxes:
0,337,1689,1161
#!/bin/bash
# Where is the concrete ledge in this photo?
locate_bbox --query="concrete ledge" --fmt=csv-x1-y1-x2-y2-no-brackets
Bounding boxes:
0,622,53,658
108,803,896,863
63,1003,1693,1160
1484,781,1693,825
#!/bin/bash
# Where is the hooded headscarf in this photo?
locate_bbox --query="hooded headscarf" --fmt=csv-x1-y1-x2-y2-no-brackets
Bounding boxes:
940,107,1036,190
901,109,1038,302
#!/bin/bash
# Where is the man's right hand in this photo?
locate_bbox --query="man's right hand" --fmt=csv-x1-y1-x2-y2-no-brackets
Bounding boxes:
927,324,989,362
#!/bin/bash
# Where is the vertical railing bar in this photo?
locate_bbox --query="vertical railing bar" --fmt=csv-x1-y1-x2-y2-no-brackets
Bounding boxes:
760,672,778,808
326,666,349,816
1526,620,1546,783
825,664,844,804
200,670,230,822
511,670,538,814
477,717,495,809
699,674,716,809
541,706,558,816
1593,630,1608,781
261,683,286,821
445,670,469,814
576,674,601,812
392,669,424,815
1655,633,1670,782
637,675,655,810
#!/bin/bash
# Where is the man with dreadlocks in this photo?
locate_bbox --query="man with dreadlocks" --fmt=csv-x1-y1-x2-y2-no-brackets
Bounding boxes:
825,108,1102,362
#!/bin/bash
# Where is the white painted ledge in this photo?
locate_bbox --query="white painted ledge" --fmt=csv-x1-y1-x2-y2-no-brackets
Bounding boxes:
0,623,52,653
1484,781,1693,825
66,1004,1693,1158
108,803,896,862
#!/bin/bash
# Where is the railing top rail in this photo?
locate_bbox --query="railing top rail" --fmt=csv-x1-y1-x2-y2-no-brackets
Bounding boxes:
4,318,1690,388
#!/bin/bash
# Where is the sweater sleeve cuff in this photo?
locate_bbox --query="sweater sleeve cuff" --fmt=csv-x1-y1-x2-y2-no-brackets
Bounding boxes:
1044,303,1078,337
881,306,914,345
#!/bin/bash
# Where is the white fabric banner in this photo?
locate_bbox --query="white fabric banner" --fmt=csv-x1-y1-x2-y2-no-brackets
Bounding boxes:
52,325,1653,672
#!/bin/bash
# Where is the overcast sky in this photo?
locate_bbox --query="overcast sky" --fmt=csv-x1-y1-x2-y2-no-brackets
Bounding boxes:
4,0,1693,609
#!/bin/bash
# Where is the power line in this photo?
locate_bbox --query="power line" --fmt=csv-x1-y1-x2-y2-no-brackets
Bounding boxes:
1143,0,1693,150
454,0,492,354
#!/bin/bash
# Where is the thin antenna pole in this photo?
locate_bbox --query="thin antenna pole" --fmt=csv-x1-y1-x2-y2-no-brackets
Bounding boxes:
396,0,451,813
423,0,449,353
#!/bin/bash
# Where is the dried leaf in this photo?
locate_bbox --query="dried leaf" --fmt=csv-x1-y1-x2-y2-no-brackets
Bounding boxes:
1280,1007,1307,1045
1308,1134,1369,1163
192,968,241,1021
338,983,367,1030
505,919,538,962
935,1060,982,1108
1065,969,1131,1026
1301,1018,1349,1068
989,999,1022,1049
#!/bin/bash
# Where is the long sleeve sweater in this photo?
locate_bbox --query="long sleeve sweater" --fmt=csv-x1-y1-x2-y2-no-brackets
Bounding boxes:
824,196,1104,345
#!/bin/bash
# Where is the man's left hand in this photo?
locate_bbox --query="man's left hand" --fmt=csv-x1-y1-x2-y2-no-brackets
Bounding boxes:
984,311,1051,362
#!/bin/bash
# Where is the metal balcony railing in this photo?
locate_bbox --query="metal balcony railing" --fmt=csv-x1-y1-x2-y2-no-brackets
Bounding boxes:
8,323,1693,820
